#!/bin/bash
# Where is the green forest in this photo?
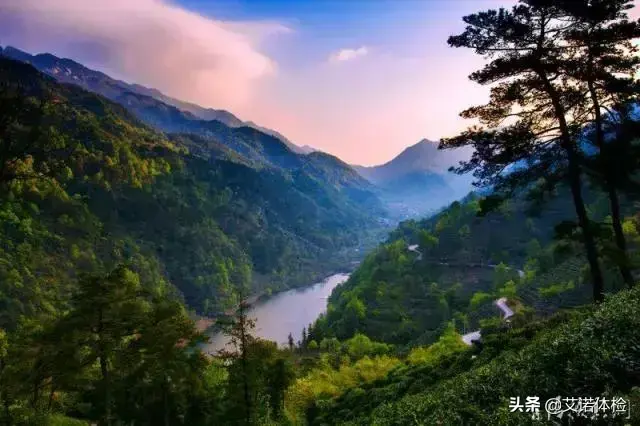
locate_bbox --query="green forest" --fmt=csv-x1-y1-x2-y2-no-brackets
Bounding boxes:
2,0,640,425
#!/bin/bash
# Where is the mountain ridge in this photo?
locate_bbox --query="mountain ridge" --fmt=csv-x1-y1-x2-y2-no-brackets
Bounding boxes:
0,45,377,200
352,139,449,182
352,139,473,217
0,45,308,154
0,55,389,319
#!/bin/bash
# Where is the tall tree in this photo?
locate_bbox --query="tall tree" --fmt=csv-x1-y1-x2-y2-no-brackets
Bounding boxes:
554,0,640,287
287,332,295,352
67,265,150,426
441,1,606,301
115,298,210,425
265,357,294,420
219,300,256,425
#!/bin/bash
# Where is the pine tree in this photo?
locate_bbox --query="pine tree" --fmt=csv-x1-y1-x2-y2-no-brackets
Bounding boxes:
287,332,295,351
66,265,149,426
441,1,606,301
117,298,208,425
219,299,256,425
265,357,294,420
553,0,640,287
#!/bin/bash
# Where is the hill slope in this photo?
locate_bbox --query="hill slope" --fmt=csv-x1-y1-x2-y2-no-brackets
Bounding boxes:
0,45,310,155
305,286,640,425
0,57,385,328
311,186,630,346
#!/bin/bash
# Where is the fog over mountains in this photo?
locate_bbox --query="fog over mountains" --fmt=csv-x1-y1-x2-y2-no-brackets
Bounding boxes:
354,140,473,217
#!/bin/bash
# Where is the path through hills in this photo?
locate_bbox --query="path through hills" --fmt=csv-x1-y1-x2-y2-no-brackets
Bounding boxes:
405,243,519,345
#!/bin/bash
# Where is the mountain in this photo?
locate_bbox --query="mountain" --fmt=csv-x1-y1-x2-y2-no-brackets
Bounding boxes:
0,45,308,153
298,144,317,154
0,45,470,220
243,120,307,154
354,139,452,181
0,56,389,325
353,139,473,217
0,46,378,206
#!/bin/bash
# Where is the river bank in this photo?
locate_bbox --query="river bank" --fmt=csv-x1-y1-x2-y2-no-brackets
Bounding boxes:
193,266,356,334
203,272,351,353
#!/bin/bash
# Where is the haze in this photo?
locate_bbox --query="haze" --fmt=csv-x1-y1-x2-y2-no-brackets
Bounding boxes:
2,0,520,165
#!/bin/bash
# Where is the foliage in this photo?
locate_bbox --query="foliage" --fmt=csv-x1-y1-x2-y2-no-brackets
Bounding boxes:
284,354,402,424
406,322,467,366
308,286,640,425
0,56,386,329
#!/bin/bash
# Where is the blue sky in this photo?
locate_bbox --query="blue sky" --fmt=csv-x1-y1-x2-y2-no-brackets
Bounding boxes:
177,0,492,66
0,0,513,165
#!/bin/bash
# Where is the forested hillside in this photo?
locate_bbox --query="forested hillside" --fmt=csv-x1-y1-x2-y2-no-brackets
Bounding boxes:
0,56,383,326
0,46,376,193
3,0,640,425
311,187,633,346
303,286,640,425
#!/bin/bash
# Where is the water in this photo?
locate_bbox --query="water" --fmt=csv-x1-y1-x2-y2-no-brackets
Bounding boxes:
205,272,350,354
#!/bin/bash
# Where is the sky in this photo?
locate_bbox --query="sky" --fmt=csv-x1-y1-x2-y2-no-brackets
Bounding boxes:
0,0,531,165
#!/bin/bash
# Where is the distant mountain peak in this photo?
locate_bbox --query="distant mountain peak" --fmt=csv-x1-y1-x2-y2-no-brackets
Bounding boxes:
350,138,473,218
353,138,453,183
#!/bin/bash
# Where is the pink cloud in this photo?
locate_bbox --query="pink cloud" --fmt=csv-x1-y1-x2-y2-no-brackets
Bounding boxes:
246,49,489,166
6,0,609,167
0,0,287,111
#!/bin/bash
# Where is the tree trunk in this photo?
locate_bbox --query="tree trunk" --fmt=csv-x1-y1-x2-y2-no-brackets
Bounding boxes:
163,376,170,426
537,68,605,302
608,185,634,287
239,304,251,426
567,147,605,302
48,385,56,411
97,309,112,426
585,54,634,288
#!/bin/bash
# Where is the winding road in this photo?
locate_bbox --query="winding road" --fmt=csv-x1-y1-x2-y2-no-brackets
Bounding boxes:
406,243,524,278
407,244,422,260
405,243,519,346
461,297,514,345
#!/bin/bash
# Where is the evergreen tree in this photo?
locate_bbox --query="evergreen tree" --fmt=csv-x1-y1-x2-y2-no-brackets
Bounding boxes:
114,298,209,425
264,353,294,421
219,300,256,425
441,1,606,301
553,0,640,287
287,332,295,352
66,265,150,426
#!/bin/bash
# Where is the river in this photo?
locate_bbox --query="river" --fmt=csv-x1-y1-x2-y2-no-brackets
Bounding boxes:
204,272,350,354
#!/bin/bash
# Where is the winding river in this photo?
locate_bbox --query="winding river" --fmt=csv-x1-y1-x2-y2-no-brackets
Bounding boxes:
205,273,350,354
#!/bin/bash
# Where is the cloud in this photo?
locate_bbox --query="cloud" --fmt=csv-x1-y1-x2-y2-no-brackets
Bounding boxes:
329,46,369,63
0,0,288,110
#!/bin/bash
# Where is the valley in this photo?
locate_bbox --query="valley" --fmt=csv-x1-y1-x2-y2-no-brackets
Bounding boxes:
206,273,350,353
1,0,640,425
